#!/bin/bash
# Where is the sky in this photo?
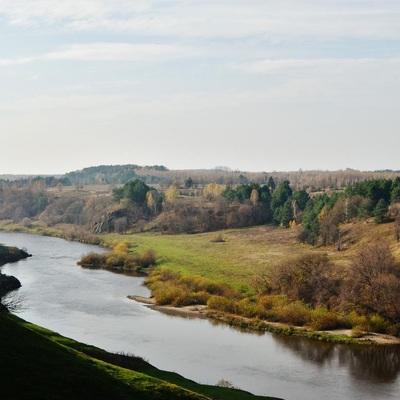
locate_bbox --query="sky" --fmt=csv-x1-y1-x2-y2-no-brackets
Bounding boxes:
0,0,399,175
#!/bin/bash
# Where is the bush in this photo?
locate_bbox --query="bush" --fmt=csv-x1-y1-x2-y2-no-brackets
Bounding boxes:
368,314,389,334
105,253,127,269
258,294,287,310
191,291,210,304
347,311,369,331
136,250,156,268
78,248,155,272
309,307,344,331
274,301,310,326
237,298,271,319
146,268,240,308
78,252,107,267
151,282,192,307
207,295,236,313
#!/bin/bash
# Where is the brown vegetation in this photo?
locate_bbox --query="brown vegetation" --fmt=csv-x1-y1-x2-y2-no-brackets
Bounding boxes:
78,243,156,272
144,238,400,336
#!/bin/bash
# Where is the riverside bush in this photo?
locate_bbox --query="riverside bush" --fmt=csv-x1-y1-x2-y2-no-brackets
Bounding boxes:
151,282,193,307
368,314,389,334
78,252,107,267
207,295,237,313
78,249,155,271
347,311,369,331
258,294,287,310
309,307,344,330
146,268,240,307
274,301,310,326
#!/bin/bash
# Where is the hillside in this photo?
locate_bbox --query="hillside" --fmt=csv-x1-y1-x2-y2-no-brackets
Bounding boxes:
0,310,279,400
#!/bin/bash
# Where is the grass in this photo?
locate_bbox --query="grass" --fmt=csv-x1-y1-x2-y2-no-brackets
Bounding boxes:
101,226,315,293
0,310,280,400
102,220,400,293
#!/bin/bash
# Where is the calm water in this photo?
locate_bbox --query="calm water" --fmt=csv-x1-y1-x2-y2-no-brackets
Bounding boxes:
1,231,400,400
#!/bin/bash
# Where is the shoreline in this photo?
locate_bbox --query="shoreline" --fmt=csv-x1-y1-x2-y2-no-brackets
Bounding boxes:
127,295,209,319
128,295,400,346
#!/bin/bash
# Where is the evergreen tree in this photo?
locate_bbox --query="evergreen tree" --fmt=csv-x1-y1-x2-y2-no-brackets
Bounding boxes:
298,199,320,245
271,181,292,211
373,198,388,223
267,176,276,192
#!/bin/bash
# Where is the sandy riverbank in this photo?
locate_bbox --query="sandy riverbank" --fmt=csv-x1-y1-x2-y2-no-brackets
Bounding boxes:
128,295,400,345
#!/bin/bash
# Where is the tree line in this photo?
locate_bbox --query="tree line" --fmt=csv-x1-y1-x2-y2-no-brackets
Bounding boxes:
2,164,400,191
1,175,399,238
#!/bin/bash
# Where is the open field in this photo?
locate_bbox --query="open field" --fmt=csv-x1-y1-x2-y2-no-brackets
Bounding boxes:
102,220,400,293
102,226,313,292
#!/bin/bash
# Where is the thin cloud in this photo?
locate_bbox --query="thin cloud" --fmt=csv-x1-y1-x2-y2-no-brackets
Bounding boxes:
0,42,199,67
237,57,400,74
44,42,199,62
0,57,35,67
0,1,399,40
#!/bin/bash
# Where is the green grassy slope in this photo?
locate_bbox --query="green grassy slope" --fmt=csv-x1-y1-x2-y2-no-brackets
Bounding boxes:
0,311,281,400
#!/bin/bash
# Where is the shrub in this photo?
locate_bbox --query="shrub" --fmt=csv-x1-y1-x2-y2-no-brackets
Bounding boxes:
105,253,127,269
309,307,344,331
191,290,210,305
78,252,107,267
146,268,180,286
274,301,310,326
237,298,271,319
152,282,192,307
113,241,130,253
368,314,389,334
258,294,287,310
207,295,236,313
347,311,369,331
136,250,156,268
146,268,240,308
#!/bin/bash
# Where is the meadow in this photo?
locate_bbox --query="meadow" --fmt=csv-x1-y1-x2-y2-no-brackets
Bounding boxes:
102,225,311,291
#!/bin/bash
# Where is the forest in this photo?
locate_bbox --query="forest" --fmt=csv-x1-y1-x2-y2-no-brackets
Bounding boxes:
1,166,399,242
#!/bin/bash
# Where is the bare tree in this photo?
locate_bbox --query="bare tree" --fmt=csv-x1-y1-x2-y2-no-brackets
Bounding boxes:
341,241,400,323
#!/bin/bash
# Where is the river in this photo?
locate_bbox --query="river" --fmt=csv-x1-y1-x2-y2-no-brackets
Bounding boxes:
1,231,400,400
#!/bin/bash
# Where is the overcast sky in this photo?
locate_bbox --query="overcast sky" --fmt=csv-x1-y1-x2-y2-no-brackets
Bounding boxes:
1,0,399,174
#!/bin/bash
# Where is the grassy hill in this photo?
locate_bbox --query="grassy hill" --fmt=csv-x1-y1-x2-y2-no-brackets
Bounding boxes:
0,310,280,400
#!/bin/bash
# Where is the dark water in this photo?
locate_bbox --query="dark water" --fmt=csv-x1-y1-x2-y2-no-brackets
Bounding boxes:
1,231,400,400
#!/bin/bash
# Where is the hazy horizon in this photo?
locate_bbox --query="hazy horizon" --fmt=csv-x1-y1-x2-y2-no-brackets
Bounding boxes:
1,164,399,179
1,1,399,174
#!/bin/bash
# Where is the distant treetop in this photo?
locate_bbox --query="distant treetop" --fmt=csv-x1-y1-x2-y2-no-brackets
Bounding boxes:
63,164,168,185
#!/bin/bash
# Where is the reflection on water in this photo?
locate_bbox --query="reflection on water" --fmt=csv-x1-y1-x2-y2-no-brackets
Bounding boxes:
346,345,400,382
272,330,400,383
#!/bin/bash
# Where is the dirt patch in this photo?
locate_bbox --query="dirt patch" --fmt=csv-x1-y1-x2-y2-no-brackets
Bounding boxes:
128,295,208,319
326,329,400,345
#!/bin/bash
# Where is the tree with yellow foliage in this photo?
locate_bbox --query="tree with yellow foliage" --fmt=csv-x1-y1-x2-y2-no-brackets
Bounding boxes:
165,185,179,202
202,183,222,201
